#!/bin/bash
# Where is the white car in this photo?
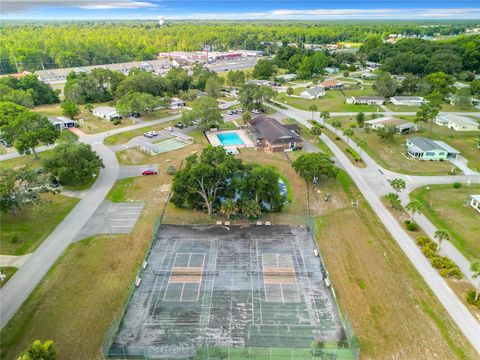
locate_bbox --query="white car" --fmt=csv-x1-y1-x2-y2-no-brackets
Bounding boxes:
252,109,260,114
143,131,158,138
165,127,174,132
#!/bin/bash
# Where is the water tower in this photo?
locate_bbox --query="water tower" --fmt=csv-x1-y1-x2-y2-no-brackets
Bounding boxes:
158,16,165,26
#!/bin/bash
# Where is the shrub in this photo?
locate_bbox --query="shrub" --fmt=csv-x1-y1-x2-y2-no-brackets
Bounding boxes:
416,236,430,247
113,118,121,125
346,147,361,162
422,246,437,260
335,136,341,140
466,290,480,308
431,256,456,270
405,222,420,231
453,182,462,189
166,165,177,175
440,267,463,279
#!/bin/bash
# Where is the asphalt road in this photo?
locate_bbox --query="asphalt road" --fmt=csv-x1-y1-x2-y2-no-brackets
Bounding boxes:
0,113,180,329
268,103,480,354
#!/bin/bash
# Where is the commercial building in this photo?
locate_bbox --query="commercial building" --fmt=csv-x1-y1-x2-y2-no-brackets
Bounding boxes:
247,116,301,152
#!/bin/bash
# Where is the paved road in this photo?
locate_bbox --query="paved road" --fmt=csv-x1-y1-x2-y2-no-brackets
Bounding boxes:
0,114,180,329
268,103,480,354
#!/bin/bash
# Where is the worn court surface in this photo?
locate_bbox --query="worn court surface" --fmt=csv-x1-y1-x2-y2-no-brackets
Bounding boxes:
74,200,144,241
109,225,343,358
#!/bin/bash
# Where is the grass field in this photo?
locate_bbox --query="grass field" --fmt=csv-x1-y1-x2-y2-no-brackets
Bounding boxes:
0,169,176,360
103,120,177,146
276,87,382,113
0,267,18,289
0,194,79,255
311,172,478,360
410,184,480,261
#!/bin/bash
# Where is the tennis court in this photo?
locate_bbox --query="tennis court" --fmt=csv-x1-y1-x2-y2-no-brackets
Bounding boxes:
107,225,348,358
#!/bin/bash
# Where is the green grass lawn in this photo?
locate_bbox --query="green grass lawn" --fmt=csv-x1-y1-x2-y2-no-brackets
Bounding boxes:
277,87,382,113
410,184,480,261
106,178,138,202
384,104,421,112
0,267,18,289
0,194,79,255
104,121,177,146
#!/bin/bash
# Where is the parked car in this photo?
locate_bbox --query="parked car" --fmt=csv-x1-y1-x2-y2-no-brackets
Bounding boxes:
143,131,158,138
236,108,243,113
227,111,234,115
165,126,174,132
142,169,157,176
252,109,260,114
50,176,60,188
175,122,185,129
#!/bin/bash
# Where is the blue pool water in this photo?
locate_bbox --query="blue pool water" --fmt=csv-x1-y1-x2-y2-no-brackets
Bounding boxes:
217,132,245,146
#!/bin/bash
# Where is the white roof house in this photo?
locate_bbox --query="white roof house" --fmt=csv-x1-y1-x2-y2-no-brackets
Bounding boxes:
435,114,479,132
48,116,76,130
276,73,297,81
346,96,385,105
406,137,460,160
92,106,120,120
470,195,480,213
170,97,185,109
364,116,419,134
390,96,426,106
300,86,326,99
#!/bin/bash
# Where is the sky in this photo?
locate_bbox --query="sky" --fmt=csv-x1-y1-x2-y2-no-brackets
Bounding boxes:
2,0,480,20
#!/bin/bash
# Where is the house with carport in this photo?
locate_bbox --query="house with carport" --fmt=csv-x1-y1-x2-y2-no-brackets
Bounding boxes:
405,137,459,160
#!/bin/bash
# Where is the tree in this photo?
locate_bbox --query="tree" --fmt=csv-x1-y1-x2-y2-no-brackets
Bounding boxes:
405,200,422,221
0,167,54,215
17,340,57,360
116,92,162,116
242,111,251,123
0,74,59,105
286,87,294,96
374,71,398,97
241,199,262,219
310,126,322,136
343,128,354,144
44,139,104,185
415,95,441,137
386,192,401,210
205,77,223,98
377,124,396,142
0,102,59,159
180,96,223,129
239,84,275,111
309,104,318,120
84,103,94,112
61,100,80,119
320,111,330,126
220,198,237,219
422,72,455,96
252,60,275,79
390,178,406,192
0,84,35,108
357,139,367,156
434,230,450,253
470,260,480,302
292,152,339,183
331,120,342,135
452,88,472,109
356,112,365,127
470,79,480,96
226,70,245,87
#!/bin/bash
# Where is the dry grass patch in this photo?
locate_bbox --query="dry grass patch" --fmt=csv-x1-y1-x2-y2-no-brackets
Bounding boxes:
311,172,478,360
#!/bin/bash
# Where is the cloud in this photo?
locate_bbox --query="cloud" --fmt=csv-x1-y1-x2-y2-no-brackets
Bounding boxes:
2,0,157,14
170,8,480,20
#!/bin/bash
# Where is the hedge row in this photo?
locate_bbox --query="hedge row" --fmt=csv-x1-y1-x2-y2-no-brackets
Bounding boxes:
416,236,463,279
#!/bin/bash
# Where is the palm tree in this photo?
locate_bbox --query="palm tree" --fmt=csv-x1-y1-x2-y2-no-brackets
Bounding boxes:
332,120,342,135
386,192,401,210
390,178,406,193
405,200,422,221
357,139,367,156
220,199,237,219
242,199,262,219
17,340,57,360
470,260,480,301
434,229,450,253
309,104,318,121
286,87,294,96
320,111,330,126
310,126,322,136
343,128,354,144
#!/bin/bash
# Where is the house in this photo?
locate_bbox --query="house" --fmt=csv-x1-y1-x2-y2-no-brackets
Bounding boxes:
300,86,326,99
406,137,460,160
435,114,479,132
390,96,426,106
92,106,121,121
346,96,385,105
170,97,185,109
365,117,420,134
48,116,76,130
247,116,301,152
470,195,480,213
361,72,377,80
247,79,272,86
324,67,339,74
276,73,297,82
320,79,344,90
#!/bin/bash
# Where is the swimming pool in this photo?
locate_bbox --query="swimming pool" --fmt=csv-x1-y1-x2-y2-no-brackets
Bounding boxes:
216,132,245,146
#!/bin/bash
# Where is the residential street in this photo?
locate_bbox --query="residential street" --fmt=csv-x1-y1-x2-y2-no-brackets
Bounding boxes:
0,114,180,329
267,103,480,353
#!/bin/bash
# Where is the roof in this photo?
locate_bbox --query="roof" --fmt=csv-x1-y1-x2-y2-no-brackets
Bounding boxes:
407,137,459,154
351,96,385,101
48,116,75,124
471,195,480,202
396,123,418,130
248,116,300,144
93,106,118,115
302,86,325,96
436,114,478,127
320,79,343,87
365,117,407,126
391,96,425,101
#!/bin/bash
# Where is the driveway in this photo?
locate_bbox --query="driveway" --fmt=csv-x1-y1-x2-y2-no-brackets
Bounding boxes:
118,164,159,179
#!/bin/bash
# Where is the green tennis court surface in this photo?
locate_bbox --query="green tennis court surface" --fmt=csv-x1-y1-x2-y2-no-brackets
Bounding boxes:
105,225,357,359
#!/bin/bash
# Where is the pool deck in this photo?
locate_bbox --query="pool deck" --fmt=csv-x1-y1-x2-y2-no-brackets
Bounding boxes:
205,129,255,150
